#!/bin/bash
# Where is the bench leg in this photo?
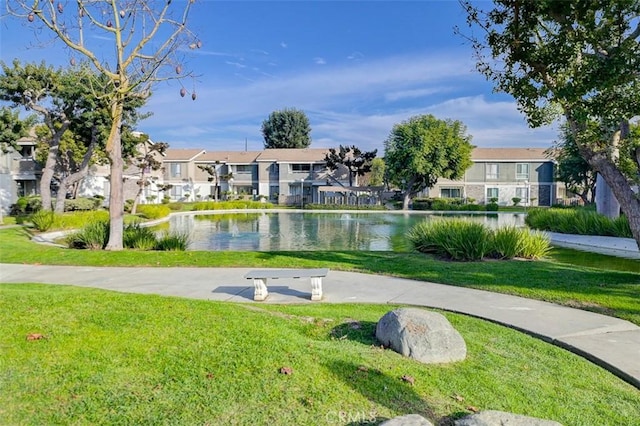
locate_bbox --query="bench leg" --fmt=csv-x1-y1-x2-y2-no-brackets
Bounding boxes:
253,278,268,301
310,277,323,301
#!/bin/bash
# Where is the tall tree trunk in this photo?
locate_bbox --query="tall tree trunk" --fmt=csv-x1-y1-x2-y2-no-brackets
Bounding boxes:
105,102,125,251
39,141,59,211
588,153,640,249
53,139,97,214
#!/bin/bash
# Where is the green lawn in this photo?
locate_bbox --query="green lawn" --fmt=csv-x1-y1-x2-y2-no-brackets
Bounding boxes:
1,284,639,425
1,227,638,325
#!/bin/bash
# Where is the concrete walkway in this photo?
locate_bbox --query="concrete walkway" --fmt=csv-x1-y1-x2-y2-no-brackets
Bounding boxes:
1,262,639,389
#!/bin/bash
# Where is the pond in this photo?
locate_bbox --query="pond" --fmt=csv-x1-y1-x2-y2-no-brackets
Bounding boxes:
167,211,527,252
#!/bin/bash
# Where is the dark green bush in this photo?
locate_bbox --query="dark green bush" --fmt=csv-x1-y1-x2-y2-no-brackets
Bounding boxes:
64,197,98,211
486,203,499,211
10,196,42,215
525,208,632,238
30,210,56,232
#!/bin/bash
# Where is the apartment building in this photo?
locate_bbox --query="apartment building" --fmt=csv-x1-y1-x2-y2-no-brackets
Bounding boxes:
1,141,562,210
0,136,40,212
163,148,348,205
431,148,558,206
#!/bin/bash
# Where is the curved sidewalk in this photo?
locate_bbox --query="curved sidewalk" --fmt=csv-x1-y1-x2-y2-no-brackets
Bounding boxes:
1,263,638,389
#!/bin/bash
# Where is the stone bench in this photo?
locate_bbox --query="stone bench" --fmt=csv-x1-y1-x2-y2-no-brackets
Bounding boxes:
244,268,329,301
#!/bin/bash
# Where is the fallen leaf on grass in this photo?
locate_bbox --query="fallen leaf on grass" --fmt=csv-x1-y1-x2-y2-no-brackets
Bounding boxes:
279,366,293,375
466,406,479,413
401,375,415,385
26,333,46,341
452,394,465,402
357,366,369,373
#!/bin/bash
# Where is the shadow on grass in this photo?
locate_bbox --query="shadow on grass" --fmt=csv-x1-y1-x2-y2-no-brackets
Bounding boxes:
330,320,378,345
324,359,437,425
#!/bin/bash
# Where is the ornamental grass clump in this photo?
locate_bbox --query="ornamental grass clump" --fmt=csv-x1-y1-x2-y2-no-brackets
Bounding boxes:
409,219,551,261
408,219,492,261
525,208,632,238
29,210,56,232
123,222,158,250
155,232,190,251
66,220,109,249
67,221,189,251
491,226,525,259
518,231,551,260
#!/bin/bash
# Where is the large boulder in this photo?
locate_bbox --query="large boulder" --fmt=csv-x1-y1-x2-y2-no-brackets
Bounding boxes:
380,414,434,426
454,410,563,426
375,308,466,364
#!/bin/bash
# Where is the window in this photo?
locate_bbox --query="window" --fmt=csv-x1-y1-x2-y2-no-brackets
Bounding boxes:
486,164,499,180
291,163,311,172
235,165,252,173
440,188,462,198
486,187,499,201
270,164,279,175
170,163,181,178
516,187,529,201
170,185,183,197
516,163,530,180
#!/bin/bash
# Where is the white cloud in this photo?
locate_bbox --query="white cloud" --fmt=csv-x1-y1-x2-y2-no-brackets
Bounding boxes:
280,42,287,48
141,50,557,153
225,61,246,68
347,51,364,61
314,57,326,65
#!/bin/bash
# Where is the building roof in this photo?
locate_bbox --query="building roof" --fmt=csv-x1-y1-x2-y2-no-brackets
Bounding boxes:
471,147,552,161
197,151,262,163
164,149,206,161
256,148,331,162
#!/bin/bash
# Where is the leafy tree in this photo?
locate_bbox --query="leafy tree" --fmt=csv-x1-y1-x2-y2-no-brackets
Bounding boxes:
369,158,386,187
7,0,200,250
460,0,640,248
128,133,168,215
197,161,224,202
0,107,36,153
384,114,473,210
0,107,36,223
1,61,145,213
0,61,70,211
262,108,312,148
547,124,597,205
324,145,377,187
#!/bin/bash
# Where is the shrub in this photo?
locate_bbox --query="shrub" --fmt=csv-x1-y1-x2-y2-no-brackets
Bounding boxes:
518,231,551,259
408,219,492,261
512,197,522,206
485,202,499,211
491,226,524,259
162,196,171,204
64,197,98,212
30,210,56,232
168,202,184,211
136,204,171,220
53,211,110,230
123,222,158,250
65,220,110,249
155,232,190,251
10,196,42,215
525,208,632,238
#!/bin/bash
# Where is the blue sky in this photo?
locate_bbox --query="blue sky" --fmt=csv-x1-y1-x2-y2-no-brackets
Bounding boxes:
1,1,558,153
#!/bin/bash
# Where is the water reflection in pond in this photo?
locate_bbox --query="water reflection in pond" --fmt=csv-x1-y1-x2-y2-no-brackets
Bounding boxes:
167,211,527,252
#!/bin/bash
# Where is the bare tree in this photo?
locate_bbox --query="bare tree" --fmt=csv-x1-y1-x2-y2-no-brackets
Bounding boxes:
7,0,201,249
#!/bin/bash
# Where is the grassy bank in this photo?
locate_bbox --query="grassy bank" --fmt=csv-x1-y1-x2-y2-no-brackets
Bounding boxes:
1,284,639,425
1,227,638,325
